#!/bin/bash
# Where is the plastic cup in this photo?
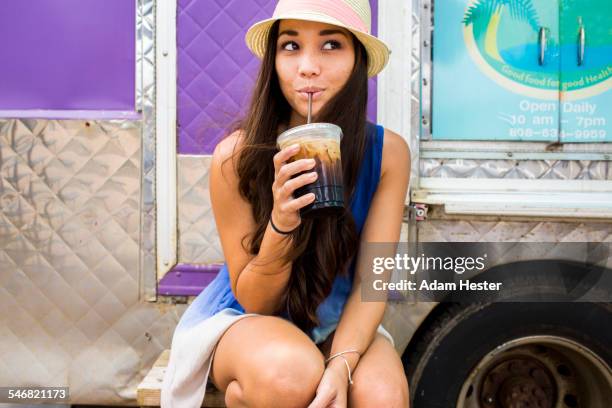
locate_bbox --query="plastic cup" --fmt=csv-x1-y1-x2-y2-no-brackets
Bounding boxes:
277,123,344,217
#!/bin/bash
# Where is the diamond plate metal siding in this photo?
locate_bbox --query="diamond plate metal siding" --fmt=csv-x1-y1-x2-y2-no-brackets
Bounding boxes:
0,0,172,404
420,158,611,180
0,119,183,404
138,0,157,301
420,220,612,242
177,155,223,264
409,0,422,190
178,0,379,154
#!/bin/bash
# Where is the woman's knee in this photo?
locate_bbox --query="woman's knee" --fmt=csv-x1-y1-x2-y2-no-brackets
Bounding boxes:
248,340,325,407
350,373,410,408
226,317,324,407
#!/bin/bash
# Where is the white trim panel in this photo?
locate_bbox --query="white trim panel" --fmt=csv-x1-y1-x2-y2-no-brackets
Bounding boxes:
412,178,612,218
377,0,416,192
377,0,412,141
155,0,178,279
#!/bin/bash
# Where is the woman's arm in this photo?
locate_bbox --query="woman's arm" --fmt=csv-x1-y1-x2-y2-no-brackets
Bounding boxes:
327,128,411,376
210,132,294,315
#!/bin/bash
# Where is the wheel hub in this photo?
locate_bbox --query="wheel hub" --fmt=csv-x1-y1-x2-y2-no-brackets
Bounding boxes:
480,358,555,408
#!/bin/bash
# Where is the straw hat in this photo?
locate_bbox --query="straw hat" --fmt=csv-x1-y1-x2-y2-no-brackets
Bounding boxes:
245,0,391,78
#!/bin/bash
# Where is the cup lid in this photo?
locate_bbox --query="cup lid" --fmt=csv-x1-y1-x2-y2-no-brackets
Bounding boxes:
277,123,343,148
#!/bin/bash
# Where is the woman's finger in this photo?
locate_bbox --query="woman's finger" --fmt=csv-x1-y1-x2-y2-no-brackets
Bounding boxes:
273,144,300,174
285,192,316,212
280,171,317,198
276,158,316,188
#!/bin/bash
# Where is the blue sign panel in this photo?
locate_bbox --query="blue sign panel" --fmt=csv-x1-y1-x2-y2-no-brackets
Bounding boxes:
433,0,612,143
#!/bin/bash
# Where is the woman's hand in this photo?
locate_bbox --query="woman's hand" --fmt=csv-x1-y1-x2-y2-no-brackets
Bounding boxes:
307,360,350,408
271,143,318,231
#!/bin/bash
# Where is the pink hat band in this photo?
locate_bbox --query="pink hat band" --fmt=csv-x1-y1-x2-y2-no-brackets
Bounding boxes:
274,0,369,34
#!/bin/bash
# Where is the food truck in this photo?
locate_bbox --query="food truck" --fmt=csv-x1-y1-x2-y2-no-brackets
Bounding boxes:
0,0,610,406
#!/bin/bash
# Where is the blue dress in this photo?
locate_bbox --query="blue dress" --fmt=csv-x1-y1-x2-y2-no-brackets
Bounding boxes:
176,122,385,343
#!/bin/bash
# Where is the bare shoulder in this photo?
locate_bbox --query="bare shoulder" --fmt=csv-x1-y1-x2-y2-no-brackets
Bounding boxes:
211,129,246,182
381,127,411,179
213,130,246,165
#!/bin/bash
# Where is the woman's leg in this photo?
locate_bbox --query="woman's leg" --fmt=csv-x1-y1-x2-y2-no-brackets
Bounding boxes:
209,315,326,408
347,333,410,408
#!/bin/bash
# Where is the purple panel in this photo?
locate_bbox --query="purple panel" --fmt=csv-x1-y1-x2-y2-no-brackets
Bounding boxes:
178,0,379,154
159,264,223,296
0,0,136,113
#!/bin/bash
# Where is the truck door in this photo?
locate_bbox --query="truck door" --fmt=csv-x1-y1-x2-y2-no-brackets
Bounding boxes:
559,0,612,142
432,0,612,143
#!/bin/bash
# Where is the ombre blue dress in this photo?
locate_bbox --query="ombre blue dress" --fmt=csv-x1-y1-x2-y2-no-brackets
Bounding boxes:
161,122,394,408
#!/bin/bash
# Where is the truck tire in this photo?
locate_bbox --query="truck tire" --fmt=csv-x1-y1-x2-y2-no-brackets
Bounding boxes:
403,301,612,408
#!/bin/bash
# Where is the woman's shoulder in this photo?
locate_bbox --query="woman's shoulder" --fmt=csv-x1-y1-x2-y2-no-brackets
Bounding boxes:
379,126,410,179
213,129,246,162
211,129,247,191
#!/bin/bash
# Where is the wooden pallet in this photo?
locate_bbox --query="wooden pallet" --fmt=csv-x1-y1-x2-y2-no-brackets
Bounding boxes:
137,350,226,407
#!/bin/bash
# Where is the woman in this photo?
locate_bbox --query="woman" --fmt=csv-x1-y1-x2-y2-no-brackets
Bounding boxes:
162,1,410,407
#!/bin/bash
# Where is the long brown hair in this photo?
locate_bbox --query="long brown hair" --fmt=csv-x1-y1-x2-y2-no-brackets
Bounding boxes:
223,20,369,333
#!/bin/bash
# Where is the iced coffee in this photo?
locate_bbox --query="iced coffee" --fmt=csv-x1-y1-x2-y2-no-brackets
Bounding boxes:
277,123,344,217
